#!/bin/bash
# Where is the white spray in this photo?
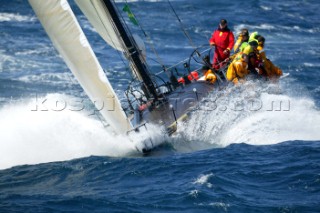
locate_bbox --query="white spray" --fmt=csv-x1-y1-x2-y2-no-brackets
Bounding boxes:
0,93,164,170
172,79,320,151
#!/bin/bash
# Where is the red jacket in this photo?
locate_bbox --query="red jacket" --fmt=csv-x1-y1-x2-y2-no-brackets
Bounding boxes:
209,27,235,67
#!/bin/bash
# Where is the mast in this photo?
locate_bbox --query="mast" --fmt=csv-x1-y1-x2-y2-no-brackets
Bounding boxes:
102,0,159,100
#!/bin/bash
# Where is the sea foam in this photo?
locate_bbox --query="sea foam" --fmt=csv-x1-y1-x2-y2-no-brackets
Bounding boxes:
0,94,163,170
173,80,320,150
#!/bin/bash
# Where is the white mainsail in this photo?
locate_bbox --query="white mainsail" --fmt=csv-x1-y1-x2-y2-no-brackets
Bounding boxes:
28,0,132,134
74,0,125,52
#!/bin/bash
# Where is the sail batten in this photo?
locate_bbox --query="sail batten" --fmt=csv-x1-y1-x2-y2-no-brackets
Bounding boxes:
28,0,132,134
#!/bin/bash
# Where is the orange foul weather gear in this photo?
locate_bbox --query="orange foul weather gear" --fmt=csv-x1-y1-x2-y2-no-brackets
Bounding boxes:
204,69,217,84
177,71,199,84
209,27,235,69
257,45,282,78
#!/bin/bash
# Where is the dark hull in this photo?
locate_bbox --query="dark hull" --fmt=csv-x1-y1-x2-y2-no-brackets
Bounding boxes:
142,81,222,135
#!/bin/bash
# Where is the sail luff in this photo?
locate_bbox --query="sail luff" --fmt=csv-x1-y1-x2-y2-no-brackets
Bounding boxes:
28,0,132,134
75,0,159,100
100,0,159,100
74,0,125,52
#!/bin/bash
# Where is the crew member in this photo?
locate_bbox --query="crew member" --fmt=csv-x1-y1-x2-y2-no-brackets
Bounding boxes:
257,36,283,79
242,40,260,74
202,66,217,84
209,19,235,70
233,28,249,54
226,54,249,84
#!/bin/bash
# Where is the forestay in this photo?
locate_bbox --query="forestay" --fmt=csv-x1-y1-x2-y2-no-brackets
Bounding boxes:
28,0,132,134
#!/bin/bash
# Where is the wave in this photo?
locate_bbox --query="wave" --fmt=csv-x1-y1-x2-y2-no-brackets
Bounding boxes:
234,23,318,36
303,62,320,68
260,5,272,11
0,93,164,170
0,12,36,22
17,72,78,85
193,173,214,188
221,94,320,146
0,45,60,74
172,80,320,150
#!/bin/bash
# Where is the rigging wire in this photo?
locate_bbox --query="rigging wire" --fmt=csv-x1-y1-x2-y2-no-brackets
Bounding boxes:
167,0,197,50
112,0,152,82
123,0,167,72
89,0,130,74
115,0,171,94
112,0,167,101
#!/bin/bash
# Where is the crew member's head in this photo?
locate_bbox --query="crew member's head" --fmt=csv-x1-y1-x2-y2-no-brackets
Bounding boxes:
240,28,249,42
258,36,265,46
249,40,258,50
219,19,228,29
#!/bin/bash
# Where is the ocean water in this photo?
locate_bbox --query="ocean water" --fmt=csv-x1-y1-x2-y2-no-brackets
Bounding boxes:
1,0,320,212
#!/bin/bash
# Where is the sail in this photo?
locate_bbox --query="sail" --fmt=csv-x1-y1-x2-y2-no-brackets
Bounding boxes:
74,0,125,52
75,0,154,94
28,0,132,134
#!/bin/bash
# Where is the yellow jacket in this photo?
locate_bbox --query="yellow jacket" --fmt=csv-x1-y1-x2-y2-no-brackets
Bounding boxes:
249,32,259,42
226,57,249,84
233,34,243,52
243,45,255,56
